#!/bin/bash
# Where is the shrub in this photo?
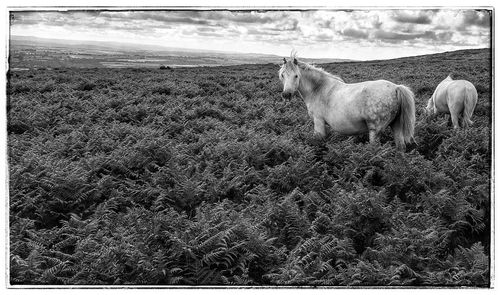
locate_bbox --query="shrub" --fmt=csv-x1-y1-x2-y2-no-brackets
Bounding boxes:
74,80,96,91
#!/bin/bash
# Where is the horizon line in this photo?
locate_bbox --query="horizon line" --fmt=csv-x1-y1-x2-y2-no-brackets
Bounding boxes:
10,34,490,63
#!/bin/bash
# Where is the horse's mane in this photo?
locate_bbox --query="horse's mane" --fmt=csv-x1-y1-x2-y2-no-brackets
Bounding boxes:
297,62,344,83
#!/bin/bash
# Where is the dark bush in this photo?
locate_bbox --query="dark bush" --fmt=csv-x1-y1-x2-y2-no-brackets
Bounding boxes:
151,84,172,95
74,80,96,91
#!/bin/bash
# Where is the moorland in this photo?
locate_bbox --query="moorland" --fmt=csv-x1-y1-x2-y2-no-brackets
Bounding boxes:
8,48,491,286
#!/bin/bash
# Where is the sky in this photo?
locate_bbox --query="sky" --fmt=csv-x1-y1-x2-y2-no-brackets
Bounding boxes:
10,9,491,60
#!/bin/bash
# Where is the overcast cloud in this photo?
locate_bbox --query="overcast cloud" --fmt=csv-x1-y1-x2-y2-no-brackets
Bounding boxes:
10,9,491,60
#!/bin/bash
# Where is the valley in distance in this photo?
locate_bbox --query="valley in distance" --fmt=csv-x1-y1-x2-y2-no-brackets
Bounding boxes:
9,35,353,70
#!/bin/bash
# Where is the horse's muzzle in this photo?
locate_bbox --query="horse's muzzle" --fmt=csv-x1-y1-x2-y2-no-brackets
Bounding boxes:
281,91,293,100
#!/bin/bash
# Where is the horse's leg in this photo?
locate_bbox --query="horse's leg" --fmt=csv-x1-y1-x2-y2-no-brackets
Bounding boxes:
369,130,379,144
450,111,460,129
367,122,381,145
461,112,470,128
446,114,452,126
313,117,326,138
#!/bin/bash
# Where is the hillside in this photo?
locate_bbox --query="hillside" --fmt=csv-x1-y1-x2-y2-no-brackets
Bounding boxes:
8,48,492,286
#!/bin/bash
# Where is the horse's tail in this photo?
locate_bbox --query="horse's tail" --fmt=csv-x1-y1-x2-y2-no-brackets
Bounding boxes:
463,84,478,127
395,85,416,144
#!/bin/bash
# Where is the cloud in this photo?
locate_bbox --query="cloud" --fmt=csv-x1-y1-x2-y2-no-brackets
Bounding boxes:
12,12,98,29
10,9,491,60
461,10,491,28
196,31,229,38
100,11,277,26
268,19,299,31
12,11,161,35
11,16,39,25
374,29,436,41
436,31,454,42
314,33,333,42
98,11,211,26
11,11,60,25
340,28,369,39
317,18,334,29
392,11,433,24
189,11,278,24
371,15,382,29
197,27,216,32
132,12,210,25
224,11,276,24
247,28,280,36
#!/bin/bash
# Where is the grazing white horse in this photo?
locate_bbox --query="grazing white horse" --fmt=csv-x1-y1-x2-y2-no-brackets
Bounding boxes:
425,75,478,129
279,53,416,150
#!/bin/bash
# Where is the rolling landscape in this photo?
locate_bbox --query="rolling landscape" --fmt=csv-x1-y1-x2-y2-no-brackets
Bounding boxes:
9,36,351,69
8,44,491,286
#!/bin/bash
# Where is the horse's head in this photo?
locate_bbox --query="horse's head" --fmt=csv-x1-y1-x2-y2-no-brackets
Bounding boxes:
279,56,301,100
424,96,434,117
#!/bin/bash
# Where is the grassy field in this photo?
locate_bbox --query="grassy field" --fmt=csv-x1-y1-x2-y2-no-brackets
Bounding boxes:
8,48,491,286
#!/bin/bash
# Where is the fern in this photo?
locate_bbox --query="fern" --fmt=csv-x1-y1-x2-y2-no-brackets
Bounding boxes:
9,54,491,286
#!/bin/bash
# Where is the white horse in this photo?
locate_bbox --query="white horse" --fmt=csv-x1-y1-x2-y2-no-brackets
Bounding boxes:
424,75,478,129
279,53,416,150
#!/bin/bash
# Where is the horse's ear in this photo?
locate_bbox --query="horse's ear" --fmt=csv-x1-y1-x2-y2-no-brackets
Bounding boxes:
283,58,287,64
293,58,298,65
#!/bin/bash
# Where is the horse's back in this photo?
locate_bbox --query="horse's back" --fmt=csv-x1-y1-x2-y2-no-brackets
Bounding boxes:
438,79,475,95
333,80,399,112
350,79,397,89
434,79,477,114
448,80,475,92
446,80,477,103
342,79,398,99
434,80,472,107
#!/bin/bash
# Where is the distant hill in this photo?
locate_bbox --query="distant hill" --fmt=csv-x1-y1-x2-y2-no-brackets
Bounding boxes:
10,35,489,70
9,35,353,69
342,48,490,65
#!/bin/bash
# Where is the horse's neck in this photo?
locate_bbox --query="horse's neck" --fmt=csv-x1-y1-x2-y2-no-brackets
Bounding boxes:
298,69,341,101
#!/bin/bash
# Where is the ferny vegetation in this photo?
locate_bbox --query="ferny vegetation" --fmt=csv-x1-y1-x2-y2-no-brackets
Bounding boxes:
8,49,491,286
